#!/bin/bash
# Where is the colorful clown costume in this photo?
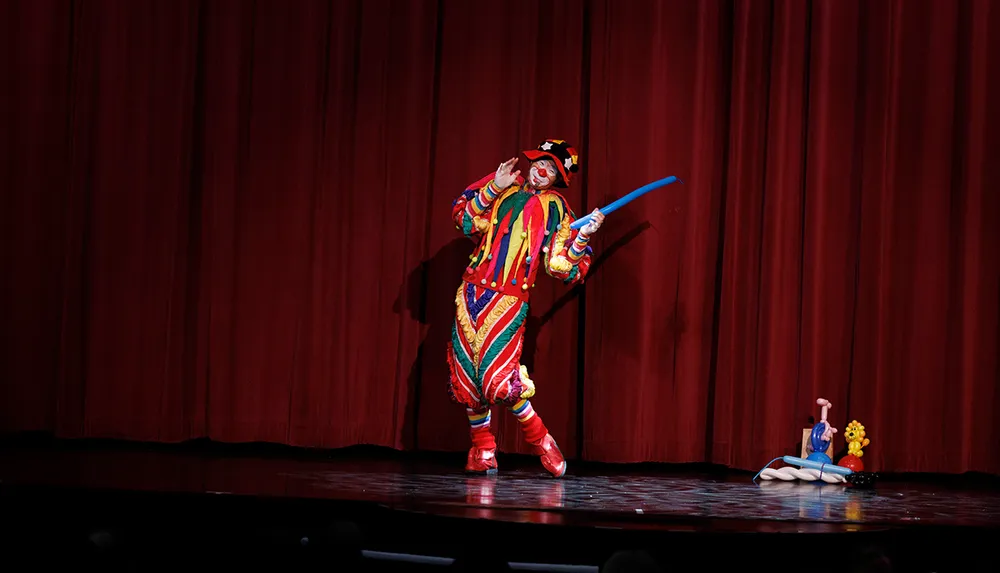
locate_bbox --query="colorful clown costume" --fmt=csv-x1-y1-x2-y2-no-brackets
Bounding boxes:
446,139,597,478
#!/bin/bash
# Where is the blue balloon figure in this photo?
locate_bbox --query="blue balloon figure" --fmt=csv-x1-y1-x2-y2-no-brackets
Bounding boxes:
806,422,833,464
806,398,836,464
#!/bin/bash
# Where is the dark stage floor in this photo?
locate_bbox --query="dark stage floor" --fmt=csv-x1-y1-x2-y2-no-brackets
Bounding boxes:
1,436,998,572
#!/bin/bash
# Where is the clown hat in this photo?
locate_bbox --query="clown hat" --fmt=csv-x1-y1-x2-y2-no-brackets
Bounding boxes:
522,139,580,188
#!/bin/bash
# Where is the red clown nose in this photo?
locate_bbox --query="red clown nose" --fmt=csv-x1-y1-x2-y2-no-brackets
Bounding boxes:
537,168,548,177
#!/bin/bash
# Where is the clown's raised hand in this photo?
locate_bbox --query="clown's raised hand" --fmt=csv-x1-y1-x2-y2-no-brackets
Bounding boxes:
494,157,520,189
580,209,605,236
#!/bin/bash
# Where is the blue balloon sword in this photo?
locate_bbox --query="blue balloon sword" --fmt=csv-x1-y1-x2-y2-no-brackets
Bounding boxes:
570,175,683,230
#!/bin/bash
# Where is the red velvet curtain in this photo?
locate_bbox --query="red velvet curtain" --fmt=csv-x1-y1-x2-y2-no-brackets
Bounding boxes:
2,0,997,475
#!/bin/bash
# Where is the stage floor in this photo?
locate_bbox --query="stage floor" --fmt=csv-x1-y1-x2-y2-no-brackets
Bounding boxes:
2,437,998,534
4,438,1000,572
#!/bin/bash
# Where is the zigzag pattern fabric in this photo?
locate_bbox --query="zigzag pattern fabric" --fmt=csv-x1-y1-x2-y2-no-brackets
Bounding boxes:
447,282,530,409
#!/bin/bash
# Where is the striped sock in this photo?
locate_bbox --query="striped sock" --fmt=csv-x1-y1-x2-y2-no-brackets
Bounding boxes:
467,407,491,429
510,399,535,422
510,399,547,443
467,407,495,450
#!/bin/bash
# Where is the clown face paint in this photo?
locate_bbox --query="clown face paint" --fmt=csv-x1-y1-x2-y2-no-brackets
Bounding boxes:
528,159,558,189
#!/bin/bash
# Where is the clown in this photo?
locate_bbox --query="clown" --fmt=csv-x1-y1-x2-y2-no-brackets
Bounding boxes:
448,139,603,478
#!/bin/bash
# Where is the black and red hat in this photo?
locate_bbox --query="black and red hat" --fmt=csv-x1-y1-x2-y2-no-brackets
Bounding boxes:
522,139,580,188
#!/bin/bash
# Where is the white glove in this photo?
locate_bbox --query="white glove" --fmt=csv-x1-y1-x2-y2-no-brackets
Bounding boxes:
580,208,605,236
493,157,520,189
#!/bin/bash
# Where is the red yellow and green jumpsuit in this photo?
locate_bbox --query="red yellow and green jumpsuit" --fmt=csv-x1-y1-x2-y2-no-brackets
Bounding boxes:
446,140,593,478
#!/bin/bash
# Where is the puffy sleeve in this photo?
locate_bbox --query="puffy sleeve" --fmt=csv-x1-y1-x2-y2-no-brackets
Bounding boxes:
542,195,593,285
452,173,514,240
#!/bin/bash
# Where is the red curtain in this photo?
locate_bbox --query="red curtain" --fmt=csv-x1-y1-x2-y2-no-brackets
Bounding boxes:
2,0,997,475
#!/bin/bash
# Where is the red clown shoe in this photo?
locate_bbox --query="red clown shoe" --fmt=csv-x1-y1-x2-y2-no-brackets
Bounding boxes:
529,434,567,478
465,446,498,474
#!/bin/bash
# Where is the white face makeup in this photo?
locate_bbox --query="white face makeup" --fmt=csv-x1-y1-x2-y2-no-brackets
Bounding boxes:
528,159,558,189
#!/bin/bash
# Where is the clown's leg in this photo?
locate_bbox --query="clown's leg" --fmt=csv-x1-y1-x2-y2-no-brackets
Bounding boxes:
447,352,496,473
446,316,497,473
464,406,497,474
446,362,496,474
509,398,566,478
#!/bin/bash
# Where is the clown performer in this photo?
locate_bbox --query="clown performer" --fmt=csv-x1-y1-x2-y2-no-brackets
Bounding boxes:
447,139,604,478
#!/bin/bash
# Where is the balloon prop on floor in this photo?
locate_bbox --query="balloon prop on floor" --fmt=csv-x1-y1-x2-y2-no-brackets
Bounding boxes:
754,398,876,488
807,397,837,464
570,176,683,230
844,471,879,489
837,419,871,472
756,456,850,484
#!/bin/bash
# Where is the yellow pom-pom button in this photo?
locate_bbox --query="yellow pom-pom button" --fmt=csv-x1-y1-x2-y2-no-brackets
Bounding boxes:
520,232,527,239
521,284,528,291
490,281,497,288
492,219,498,224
